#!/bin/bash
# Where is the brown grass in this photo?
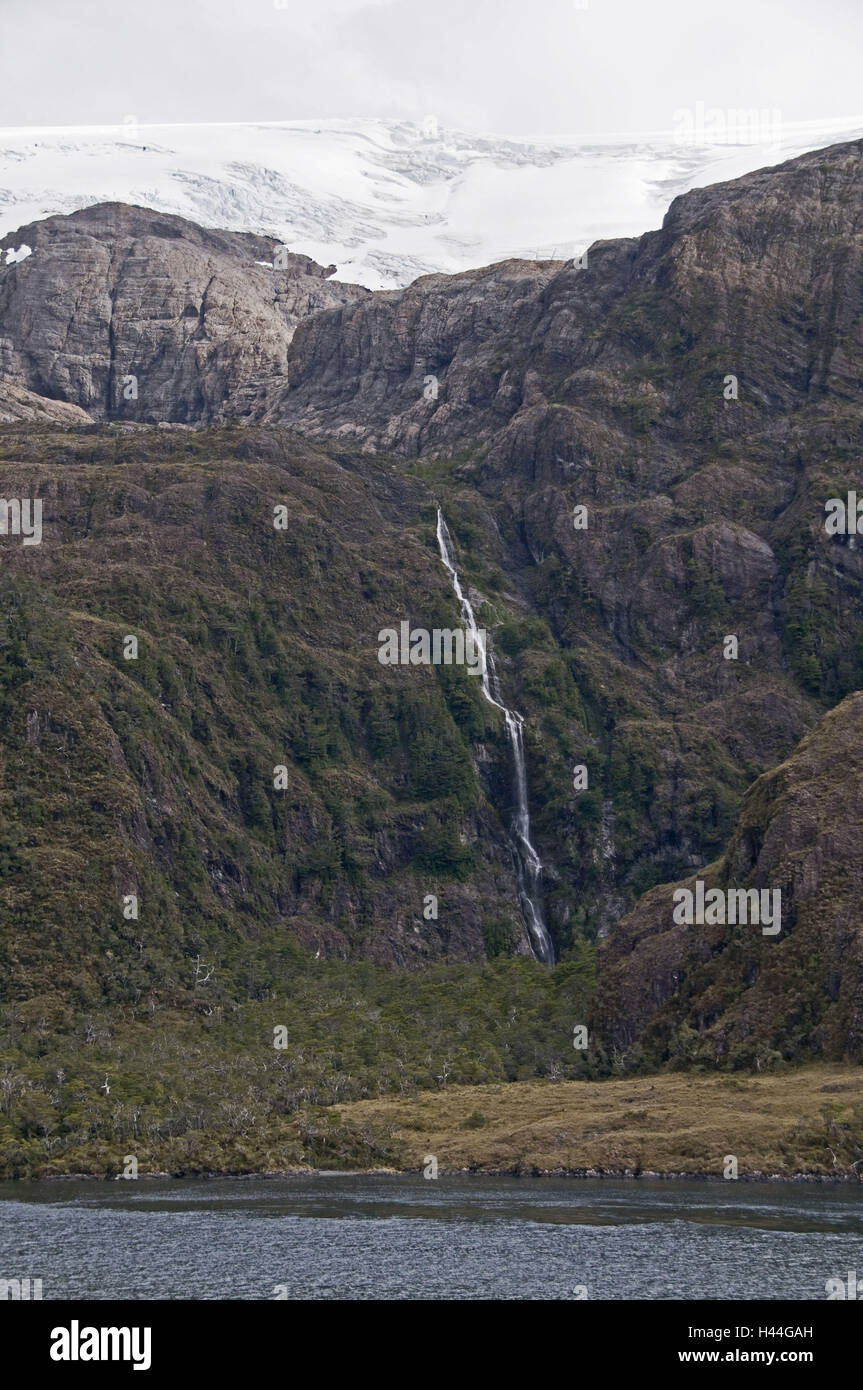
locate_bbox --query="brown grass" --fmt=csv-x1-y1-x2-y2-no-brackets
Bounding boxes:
330,1065,863,1178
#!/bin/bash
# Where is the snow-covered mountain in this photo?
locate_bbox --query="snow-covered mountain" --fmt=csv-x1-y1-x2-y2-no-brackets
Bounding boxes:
1,116,862,290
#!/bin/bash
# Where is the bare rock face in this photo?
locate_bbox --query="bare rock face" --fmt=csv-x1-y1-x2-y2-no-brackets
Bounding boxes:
0,203,367,424
258,258,568,451
260,138,863,453
0,380,93,424
4,139,863,442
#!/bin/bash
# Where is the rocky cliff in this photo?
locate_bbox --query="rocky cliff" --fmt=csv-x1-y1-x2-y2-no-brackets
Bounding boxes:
262,139,863,451
0,203,367,425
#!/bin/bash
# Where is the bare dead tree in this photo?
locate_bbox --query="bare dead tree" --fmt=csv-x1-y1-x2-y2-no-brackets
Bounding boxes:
192,955,214,989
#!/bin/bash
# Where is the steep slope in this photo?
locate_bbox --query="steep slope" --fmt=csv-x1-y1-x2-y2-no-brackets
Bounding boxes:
252,139,863,940
596,692,863,1065
0,422,554,1011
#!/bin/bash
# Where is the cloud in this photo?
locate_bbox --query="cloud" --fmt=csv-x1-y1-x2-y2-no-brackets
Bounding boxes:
1,0,862,135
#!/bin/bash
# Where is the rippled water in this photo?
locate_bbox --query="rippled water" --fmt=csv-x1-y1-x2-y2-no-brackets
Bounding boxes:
1,1175,861,1300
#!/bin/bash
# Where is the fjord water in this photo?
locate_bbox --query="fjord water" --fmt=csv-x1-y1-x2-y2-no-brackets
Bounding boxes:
1,1176,861,1300
436,510,554,964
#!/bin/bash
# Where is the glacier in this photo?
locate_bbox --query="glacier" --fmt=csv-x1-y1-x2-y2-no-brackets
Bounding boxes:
1,115,862,291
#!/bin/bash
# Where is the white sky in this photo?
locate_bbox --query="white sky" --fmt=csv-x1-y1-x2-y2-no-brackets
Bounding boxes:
2,0,862,137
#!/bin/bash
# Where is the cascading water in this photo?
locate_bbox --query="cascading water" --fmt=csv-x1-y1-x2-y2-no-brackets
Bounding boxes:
436,509,555,964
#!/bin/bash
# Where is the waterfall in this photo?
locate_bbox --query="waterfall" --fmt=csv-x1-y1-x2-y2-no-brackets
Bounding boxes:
435,509,555,964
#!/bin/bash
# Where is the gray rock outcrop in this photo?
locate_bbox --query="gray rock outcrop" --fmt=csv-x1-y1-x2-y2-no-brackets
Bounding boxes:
0,203,368,424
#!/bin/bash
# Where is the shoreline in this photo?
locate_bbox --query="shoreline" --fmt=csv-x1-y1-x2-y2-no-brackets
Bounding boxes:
23,1165,863,1185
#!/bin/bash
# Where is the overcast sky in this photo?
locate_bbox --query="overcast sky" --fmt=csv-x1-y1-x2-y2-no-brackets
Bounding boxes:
2,0,862,137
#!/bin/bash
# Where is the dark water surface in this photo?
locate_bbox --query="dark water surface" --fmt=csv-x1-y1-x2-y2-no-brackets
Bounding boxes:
1,1175,861,1299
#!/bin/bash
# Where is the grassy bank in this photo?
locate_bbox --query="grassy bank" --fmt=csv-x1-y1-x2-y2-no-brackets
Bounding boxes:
325,1066,863,1180
11,1065,862,1181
